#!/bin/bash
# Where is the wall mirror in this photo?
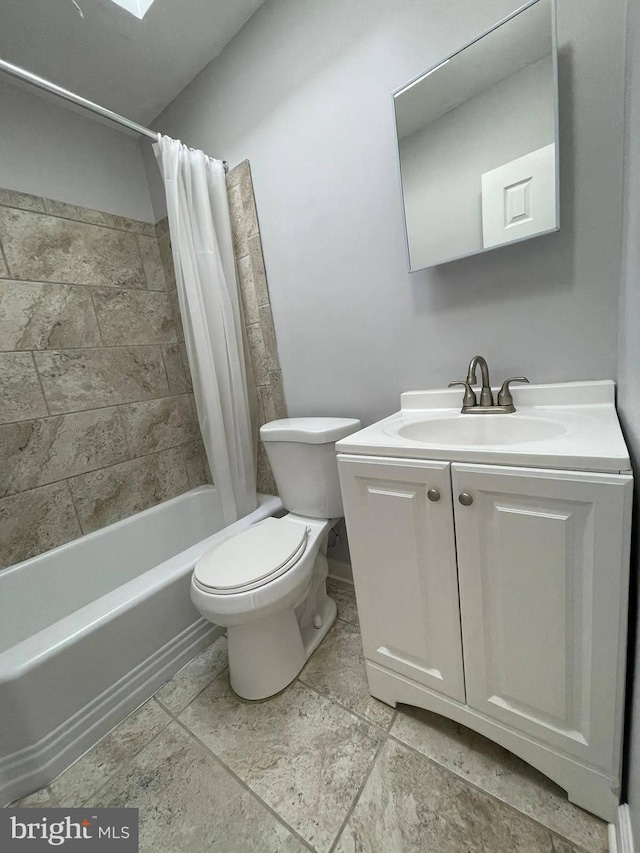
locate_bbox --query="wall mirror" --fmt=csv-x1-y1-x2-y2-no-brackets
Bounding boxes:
394,0,559,271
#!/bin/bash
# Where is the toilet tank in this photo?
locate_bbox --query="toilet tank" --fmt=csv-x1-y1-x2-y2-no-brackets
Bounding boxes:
260,418,361,518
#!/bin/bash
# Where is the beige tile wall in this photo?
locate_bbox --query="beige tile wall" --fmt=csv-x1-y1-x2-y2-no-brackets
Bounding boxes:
226,161,287,496
0,166,285,570
0,188,210,570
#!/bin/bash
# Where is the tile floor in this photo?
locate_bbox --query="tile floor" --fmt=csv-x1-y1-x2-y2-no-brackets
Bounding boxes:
10,578,609,853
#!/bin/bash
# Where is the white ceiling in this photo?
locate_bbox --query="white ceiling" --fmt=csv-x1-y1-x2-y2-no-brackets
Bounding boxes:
0,0,267,124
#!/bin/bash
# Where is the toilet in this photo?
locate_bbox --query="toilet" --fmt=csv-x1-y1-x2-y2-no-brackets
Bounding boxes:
190,417,361,700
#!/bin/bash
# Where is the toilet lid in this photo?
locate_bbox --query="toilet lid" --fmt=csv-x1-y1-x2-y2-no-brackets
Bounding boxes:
194,517,309,593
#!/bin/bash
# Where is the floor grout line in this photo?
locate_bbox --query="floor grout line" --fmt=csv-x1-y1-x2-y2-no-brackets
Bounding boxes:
297,676,395,734
171,714,316,852
154,660,230,719
327,732,388,853
45,697,175,809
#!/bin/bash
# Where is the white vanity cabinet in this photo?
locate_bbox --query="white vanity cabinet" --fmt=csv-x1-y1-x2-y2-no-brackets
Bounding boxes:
336,456,465,702
337,453,632,822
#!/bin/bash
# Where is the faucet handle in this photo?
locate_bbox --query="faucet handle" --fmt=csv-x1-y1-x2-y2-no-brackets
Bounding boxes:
497,377,530,407
448,380,477,409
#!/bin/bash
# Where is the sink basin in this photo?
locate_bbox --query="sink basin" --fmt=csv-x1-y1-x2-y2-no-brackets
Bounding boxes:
336,381,632,473
395,416,566,446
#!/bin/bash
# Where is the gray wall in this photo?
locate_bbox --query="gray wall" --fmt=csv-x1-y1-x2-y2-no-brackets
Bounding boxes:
0,81,155,223
400,56,555,269
152,0,626,428
617,0,640,840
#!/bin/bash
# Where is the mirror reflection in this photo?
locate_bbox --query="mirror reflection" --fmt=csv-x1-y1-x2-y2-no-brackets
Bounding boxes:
394,0,558,271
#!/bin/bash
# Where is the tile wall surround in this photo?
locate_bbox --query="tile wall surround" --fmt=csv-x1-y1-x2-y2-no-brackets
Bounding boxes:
0,172,285,570
226,160,287,496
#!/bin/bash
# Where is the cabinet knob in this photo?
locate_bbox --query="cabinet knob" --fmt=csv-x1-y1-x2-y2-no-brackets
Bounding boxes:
458,492,474,506
427,488,441,502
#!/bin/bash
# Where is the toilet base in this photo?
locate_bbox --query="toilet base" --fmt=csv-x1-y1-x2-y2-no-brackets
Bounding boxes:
227,593,337,701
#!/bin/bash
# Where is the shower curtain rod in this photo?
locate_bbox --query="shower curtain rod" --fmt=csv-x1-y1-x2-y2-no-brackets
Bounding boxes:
0,57,229,172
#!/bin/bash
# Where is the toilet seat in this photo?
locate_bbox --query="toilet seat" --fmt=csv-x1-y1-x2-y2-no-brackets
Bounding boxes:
193,517,309,595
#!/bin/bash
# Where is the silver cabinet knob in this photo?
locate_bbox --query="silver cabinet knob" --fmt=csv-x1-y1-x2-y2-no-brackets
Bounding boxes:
459,492,474,506
427,489,440,502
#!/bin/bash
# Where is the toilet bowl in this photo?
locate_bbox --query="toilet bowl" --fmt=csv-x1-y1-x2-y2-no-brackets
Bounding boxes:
190,417,361,700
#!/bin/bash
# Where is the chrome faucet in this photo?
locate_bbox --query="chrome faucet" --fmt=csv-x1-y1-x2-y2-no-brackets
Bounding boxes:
449,355,529,414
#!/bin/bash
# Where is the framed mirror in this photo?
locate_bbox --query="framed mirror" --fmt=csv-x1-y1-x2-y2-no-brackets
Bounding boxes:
393,0,559,271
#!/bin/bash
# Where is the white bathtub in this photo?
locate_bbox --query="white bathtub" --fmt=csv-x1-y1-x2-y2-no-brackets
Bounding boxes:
0,486,282,805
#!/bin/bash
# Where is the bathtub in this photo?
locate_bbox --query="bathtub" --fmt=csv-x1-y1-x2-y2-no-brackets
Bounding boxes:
0,486,282,805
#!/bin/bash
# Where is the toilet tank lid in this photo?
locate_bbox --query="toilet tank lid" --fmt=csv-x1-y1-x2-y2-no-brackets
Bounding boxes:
260,417,361,444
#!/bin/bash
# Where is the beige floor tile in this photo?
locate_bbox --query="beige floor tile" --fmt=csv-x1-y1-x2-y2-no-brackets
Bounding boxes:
179,673,381,852
327,578,359,626
392,705,608,853
300,619,394,727
94,721,306,853
335,738,564,853
50,699,171,807
155,636,228,715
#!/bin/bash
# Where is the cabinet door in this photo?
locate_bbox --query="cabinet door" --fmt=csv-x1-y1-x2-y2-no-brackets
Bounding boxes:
452,463,632,771
338,455,465,702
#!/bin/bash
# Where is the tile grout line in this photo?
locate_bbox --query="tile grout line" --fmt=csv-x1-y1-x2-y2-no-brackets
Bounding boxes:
0,440,198,507
51,698,176,809
153,658,230,720
28,695,173,809
170,713,316,852
0,235,11,277
327,732,388,853
1,392,193,432
385,730,596,853
1,340,179,355
0,277,164,294
0,389,192,428
0,198,156,236
297,676,395,735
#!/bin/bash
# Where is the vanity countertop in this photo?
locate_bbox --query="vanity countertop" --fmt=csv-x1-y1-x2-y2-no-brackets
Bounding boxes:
336,381,631,474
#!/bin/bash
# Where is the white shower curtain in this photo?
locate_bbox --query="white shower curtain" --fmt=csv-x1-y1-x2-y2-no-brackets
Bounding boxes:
154,135,257,525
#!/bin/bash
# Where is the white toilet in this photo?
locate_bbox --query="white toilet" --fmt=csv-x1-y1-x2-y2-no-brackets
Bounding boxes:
190,417,361,700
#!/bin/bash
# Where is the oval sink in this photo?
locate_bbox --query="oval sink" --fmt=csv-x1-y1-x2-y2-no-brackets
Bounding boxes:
395,416,567,446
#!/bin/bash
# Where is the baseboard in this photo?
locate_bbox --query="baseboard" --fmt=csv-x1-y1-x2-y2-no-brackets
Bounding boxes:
1,618,221,806
327,557,353,583
615,805,636,853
